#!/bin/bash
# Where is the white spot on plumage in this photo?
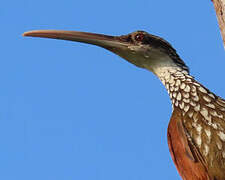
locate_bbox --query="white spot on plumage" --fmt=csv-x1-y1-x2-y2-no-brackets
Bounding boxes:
222,151,225,159
176,92,182,101
217,131,225,142
172,99,175,104
200,107,208,117
180,83,186,90
166,83,169,90
180,77,186,82
169,77,175,85
192,95,199,102
179,102,184,109
175,79,181,87
217,113,223,119
205,103,215,109
196,124,202,134
205,114,212,122
182,70,188,75
184,105,190,112
200,107,212,122
217,141,222,150
210,110,217,117
193,113,198,122
192,122,202,134
175,71,183,77
195,135,202,147
165,73,171,81
183,98,190,103
188,111,194,118
184,85,191,93
203,144,209,156
186,78,192,82
204,129,211,139
193,82,200,87
194,104,200,112
209,93,215,99
173,92,177,98
191,91,198,97
210,122,218,130
186,75,192,79
198,87,207,93
183,92,190,99
191,85,196,92
203,96,211,103
190,101,196,106
174,86,179,91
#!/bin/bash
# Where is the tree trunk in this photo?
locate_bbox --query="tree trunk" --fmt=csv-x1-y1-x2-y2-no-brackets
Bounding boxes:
212,0,225,48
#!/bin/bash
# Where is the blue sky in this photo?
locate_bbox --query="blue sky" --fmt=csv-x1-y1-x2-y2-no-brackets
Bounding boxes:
1,1,225,179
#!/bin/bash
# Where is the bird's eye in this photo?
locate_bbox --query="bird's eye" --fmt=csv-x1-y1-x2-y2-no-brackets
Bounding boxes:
135,33,144,42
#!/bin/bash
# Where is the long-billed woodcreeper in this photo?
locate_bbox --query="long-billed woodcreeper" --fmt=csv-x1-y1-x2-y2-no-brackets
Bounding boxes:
23,30,225,180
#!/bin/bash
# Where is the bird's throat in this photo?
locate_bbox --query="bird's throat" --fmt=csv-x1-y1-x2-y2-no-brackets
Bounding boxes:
155,66,196,109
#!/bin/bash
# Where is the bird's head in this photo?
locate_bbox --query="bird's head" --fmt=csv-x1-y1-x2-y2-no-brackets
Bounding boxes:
23,30,188,75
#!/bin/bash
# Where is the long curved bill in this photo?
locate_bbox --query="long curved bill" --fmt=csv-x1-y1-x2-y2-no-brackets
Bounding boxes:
23,30,129,50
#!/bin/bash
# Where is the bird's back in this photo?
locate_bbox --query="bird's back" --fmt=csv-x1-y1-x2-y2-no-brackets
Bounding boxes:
168,78,225,180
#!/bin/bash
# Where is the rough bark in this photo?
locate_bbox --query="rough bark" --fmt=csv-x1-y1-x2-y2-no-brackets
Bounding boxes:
212,0,225,48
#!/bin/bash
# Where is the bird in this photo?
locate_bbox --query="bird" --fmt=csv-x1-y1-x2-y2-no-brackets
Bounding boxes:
23,30,225,180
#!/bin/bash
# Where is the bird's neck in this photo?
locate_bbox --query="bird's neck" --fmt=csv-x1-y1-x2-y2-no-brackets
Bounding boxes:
155,66,193,100
152,66,216,113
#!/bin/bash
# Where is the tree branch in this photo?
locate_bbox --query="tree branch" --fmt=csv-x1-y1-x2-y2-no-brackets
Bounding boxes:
212,0,225,48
